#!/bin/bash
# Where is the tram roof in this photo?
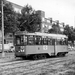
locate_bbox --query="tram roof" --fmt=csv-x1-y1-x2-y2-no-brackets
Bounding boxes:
15,32,68,39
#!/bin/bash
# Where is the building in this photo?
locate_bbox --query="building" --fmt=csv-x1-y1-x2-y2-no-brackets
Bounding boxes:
0,30,14,45
36,10,65,33
36,10,52,33
4,33,14,44
6,0,23,13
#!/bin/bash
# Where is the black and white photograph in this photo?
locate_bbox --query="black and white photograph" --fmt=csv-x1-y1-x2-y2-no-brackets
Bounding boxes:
0,0,75,75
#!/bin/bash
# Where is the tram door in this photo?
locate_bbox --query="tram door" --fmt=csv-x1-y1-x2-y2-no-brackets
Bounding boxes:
53,39,59,56
53,39,56,55
49,39,56,56
54,39,61,55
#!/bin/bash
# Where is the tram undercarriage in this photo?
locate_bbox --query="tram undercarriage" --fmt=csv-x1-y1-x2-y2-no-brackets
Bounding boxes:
15,52,68,60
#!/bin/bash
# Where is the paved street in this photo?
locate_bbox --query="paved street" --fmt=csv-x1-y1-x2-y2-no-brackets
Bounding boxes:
0,50,75,75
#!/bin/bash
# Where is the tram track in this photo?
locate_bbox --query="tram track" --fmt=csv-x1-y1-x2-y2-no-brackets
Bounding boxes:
0,54,74,75
0,55,66,67
0,54,70,67
0,59,70,75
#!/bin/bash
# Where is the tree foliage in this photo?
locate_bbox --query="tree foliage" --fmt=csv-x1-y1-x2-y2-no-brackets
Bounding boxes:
48,21,75,43
0,1,19,35
17,4,41,32
63,25,75,43
48,21,61,34
0,3,41,34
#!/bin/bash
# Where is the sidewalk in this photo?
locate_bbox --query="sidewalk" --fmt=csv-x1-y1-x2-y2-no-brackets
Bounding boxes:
0,52,15,63
0,58,13,63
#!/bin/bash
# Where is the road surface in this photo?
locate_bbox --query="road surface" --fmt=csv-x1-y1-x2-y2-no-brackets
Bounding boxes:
0,51,75,75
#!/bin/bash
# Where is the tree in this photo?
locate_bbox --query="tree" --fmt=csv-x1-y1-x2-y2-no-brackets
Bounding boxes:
0,2,19,35
48,21,61,34
18,4,41,32
63,25,75,44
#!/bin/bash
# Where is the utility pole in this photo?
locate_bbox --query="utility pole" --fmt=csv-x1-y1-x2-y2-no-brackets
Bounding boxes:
1,0,5,57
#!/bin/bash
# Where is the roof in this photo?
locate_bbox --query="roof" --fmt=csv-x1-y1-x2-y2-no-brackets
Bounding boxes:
15,31,68,39
6,1,23,9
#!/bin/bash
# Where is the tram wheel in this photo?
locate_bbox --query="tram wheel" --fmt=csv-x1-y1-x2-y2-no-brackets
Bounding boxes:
41,54,46,59
37,55,41,59
62,53,65,56
22,56,27,60
33,55,38,60
57,53,62,57
57,53,65,57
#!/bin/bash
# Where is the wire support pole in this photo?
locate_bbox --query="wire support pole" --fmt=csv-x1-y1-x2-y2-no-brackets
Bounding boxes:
1,0,5,57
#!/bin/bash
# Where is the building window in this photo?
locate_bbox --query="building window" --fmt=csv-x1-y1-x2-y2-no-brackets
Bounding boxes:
9,34,13,37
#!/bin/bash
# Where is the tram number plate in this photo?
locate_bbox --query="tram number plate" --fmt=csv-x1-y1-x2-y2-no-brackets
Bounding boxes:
43,46,48,50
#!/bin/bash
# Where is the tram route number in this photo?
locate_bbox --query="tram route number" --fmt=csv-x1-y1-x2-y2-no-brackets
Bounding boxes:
43,45,48,50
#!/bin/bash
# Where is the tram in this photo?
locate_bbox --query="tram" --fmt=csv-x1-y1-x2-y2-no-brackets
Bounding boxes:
14,31,68,59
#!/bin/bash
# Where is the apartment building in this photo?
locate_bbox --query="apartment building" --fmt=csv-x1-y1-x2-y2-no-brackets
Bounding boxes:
6,0,23,13
36,10,52,33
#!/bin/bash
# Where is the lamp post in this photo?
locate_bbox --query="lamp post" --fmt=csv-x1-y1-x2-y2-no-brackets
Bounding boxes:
1,0,5,57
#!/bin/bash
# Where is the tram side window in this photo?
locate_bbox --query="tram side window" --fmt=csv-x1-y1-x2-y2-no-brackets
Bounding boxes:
28,35,34,45
16,35,24,45
60,40,63,45
43,38,48,45
56,39,68,45
56,39,62,45
23,35,27,45
63,38,68,45
21,36,24,45
35,36,42,45
47,38,52,45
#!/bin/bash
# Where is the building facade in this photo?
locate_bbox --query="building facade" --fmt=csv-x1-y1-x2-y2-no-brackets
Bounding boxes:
0,30,14,45
36,10,52,33
6,0,23,13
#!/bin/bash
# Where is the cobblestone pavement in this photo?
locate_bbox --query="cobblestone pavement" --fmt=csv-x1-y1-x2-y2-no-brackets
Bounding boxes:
0,51,75,75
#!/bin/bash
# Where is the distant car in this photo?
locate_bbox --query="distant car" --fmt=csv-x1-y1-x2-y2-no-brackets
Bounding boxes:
68,45,72,50
68,45,75,51
10,46,15,52
71,46,75,50
0,44,10,52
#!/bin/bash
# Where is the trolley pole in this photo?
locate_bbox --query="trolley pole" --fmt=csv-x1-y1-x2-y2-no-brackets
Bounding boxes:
1,0,5,57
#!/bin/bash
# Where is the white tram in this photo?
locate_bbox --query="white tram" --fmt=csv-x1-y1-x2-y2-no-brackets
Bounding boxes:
14,31,68,59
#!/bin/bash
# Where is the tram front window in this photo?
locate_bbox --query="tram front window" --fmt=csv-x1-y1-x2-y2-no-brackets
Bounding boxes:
15,35,27,45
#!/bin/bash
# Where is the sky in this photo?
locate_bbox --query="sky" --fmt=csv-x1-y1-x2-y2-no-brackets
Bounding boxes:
7,0,75,27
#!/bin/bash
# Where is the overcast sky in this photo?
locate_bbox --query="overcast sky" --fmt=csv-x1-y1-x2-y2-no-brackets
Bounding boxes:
7,0,75,27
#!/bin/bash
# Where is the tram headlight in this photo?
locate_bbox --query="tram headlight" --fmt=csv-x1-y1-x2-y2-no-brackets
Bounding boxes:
22,50,24,52
21,50,22,52
20,46,25,52
18,51,20,52
20,49,24,52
